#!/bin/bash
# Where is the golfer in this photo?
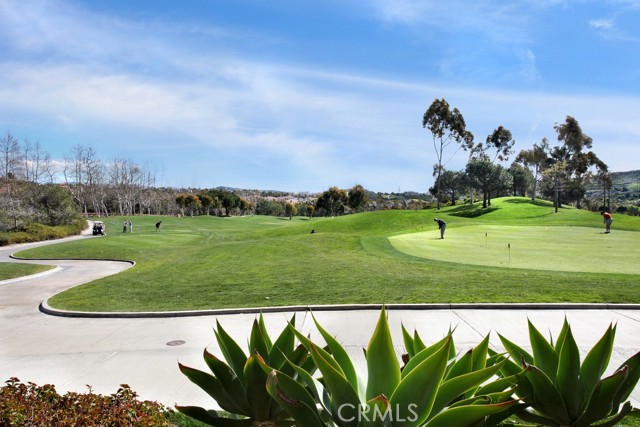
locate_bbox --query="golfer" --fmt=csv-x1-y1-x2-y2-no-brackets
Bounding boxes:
434,218,447,239
601,211,613,233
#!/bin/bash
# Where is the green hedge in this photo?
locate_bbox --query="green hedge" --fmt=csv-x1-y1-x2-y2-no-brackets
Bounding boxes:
0,218,86,246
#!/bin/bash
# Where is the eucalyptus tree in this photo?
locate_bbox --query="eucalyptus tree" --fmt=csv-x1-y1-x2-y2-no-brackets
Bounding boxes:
422,98,474,209
347,184,369,212
315,186,347,216
554,116,607,209
515,138,550,200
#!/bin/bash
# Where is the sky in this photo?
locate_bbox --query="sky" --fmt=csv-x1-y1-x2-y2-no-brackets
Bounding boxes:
1,1,639,193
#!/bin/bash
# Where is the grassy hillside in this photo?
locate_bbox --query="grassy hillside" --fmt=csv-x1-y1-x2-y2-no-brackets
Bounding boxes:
15,197,640,311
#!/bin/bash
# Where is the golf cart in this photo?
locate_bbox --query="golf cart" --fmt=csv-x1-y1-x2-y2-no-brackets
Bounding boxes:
92,221,106,236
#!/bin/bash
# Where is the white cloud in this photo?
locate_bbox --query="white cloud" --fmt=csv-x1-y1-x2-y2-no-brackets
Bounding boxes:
590,18,614,30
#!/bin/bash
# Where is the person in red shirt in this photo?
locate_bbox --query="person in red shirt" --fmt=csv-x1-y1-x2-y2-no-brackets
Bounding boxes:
601,211,613,233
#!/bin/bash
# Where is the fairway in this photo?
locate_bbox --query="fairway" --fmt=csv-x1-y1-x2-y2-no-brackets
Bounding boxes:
390,225,640,274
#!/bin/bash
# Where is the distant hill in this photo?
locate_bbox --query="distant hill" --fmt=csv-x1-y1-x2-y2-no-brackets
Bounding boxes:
585,170,640,205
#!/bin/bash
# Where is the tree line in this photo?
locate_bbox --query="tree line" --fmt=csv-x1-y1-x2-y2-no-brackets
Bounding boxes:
423,98,612,213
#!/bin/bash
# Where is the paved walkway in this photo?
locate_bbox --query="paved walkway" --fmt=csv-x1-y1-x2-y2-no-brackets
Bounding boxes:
0,233,638,410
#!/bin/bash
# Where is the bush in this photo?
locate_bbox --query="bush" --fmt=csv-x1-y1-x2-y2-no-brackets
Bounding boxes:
0,218,86,246
0,378,173,427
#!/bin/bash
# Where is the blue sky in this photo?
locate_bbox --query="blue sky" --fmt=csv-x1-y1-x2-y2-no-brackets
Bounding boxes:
1,1,639,193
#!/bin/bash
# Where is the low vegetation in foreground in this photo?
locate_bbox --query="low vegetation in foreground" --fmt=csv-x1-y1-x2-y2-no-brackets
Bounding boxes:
14,197,640,312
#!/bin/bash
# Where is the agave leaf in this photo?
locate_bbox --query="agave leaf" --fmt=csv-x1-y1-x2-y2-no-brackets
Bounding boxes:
268,314,296,372
366,307,401,401
475,374,518,396
265,370,324,427
402,323,415,358
402,334,451,379
484,401,529,427
515,408,558,426
611,350,640,412
178,363,248,416
528,319,559,382
249,319,270,361
522,363,571,425
596,402,633,427
243,352,272,420
485,385,519,404
389,336,452,426
215,321,248,382
498,333,534,366
257,313,274,351
309,342,361,427
281,351,323,405
487,349,522,378
175,406,253,426
554,317,570,353
431,359,507,417
423,400,520,427
413,329,427,354
471,335,490,371
444,348,473,381
555,324,586,420
312,312,359,395
289,323,346,376
580,323,616,400
203,350,251,415
363,394,391,427
574,366,628,427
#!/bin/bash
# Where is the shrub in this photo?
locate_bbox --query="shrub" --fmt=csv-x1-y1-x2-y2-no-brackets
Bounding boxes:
0,378,173,426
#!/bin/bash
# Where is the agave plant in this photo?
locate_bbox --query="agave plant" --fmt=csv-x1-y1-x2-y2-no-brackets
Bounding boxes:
497,318,640,427
269,307,518,427
176,313,312,427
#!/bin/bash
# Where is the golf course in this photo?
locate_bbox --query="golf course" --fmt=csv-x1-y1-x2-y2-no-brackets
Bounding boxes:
12,197,640,312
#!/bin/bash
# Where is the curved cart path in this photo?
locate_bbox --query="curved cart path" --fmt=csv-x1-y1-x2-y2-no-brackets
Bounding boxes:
1,233,639,409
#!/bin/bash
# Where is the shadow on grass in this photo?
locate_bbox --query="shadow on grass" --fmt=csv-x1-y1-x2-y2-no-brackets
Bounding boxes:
502,198,554,207
448,204,500,218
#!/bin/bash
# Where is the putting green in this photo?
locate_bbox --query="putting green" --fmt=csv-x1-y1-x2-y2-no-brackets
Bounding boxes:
389,225,640,274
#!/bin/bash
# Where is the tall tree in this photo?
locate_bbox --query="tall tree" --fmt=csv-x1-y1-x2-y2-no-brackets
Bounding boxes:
553,116,607,209
347,184,369,213
0,132,22,181
315,186,347,216
422,98,474,209
515,138,550,201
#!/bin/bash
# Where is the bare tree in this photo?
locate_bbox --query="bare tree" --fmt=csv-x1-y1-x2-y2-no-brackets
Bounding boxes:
23,139,56,184
0,132,23,182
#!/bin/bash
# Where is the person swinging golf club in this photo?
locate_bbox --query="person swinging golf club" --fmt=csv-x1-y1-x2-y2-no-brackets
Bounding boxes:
434,218,446,239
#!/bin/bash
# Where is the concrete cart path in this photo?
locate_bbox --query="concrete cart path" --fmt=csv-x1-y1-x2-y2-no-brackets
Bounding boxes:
1,234,639,410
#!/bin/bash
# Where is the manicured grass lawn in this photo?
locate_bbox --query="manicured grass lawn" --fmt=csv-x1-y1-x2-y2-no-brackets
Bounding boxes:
14,197,640,312
390,225,639,274
0,262,54,281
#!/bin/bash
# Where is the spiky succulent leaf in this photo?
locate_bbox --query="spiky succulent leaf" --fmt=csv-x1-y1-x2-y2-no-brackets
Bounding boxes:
175,406,252,426
575,366,628,427
249,319,270,362
528,319,559,382
265,370,324,427
611,351,640,412
267,314,296,372
178,363,248,416
580,323,616,401
402,334,451,379
521,363,571,425
444,348,473,381
498,333,534,367
389,336,452,426
366,307,401,401
402,324,415,358
430,359,507,417
471,335,490,371
312,312,359,395
242,352,272,420
555,324,586,419
215,321,248,382
309,342,360,427
423,401,520,427
203,349,251,415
